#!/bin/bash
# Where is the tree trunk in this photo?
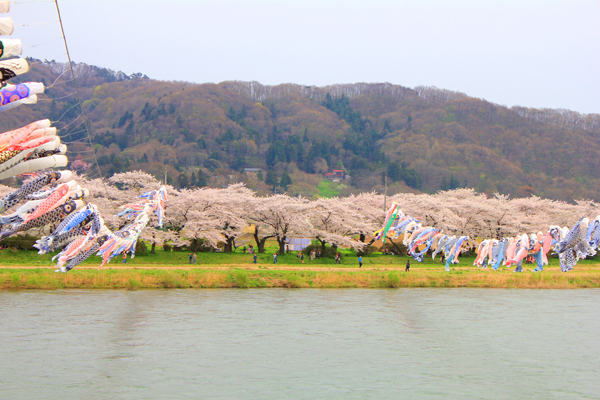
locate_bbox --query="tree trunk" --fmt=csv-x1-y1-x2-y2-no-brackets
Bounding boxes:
359,233,366,243
253,227,262,252
151,242,156,254
318,238,326,253
224,235,235,253
253,226,274,253
254,225,267,253
191,238,198,252
257,238,267,253
278,236,287,255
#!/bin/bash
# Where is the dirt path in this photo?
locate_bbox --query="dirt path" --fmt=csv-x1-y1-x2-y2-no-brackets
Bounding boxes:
2,264,598,273
0,264,396,272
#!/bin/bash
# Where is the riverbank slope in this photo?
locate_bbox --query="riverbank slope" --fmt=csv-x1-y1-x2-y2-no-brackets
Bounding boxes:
2,266,599,289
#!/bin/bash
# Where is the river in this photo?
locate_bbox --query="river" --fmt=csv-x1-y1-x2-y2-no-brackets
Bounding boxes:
1,289,599,399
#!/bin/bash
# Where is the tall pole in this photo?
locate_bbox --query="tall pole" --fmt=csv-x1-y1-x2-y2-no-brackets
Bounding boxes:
384,173,388,211
383,173,388,253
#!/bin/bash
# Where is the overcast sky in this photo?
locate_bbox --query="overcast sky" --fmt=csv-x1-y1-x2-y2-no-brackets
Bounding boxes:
7,0,600,114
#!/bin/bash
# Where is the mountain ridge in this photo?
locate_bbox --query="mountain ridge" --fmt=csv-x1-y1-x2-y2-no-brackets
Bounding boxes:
2,59,599,202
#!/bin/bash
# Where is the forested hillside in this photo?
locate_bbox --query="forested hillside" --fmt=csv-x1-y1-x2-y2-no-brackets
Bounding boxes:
2,59,600,201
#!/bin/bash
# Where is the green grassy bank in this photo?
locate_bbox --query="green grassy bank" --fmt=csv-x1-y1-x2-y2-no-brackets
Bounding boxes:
2,267,600,290
3,244,600,289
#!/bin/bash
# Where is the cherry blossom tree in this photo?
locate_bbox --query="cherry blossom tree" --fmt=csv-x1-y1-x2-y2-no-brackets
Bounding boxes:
345,192,385,242
108,170,163,193
305,197,371,251
167,184,254,251
249,194,311,255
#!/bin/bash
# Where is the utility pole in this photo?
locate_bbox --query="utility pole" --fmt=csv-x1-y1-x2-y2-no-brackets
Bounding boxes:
164,165,167,185
383,172,388,253
384,173,388,211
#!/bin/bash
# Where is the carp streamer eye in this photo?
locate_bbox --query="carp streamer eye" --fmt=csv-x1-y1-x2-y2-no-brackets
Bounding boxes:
62,201,75,213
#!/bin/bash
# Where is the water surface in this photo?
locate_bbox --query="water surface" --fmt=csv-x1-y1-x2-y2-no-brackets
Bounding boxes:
1,289,599,399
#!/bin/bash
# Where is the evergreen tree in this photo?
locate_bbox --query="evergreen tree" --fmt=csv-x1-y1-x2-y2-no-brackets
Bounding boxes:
177,173,189,188
387,162,402,182
383,119,392,133
440,176,450,191
449,174,461,190
257,170,264,182
196,169,207,187
141,102,151,119
387,161,423,189
280,171,293,191
125,120,135,136
402,163,422,190
265,145,277,167
265,170,278,187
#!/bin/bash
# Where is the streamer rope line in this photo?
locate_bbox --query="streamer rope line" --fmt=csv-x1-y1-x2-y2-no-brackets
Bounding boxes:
26,37,62,48
53,0,110,199
19,20,58,26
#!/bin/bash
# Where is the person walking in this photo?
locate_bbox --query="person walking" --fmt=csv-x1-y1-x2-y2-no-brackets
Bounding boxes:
301,253,304,264
358,255,363,268
188,252,193,264
253,253,257,264
405,259,410,272
273,252,278,264
192,252,197,264
123,253,127,264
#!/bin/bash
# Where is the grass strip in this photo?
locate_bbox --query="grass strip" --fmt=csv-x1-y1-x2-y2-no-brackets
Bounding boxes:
2,268,600,290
